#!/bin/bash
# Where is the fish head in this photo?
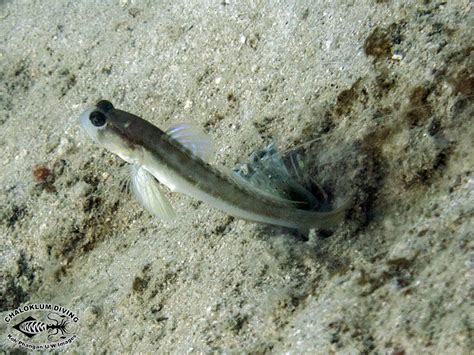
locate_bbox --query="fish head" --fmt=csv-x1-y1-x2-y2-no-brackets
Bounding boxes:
79,100,143,164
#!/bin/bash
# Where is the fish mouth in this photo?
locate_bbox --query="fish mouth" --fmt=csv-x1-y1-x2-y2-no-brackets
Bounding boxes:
79,105,103,143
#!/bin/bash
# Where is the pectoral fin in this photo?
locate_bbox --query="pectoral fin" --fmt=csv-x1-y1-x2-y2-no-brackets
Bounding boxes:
166,123,214,162
130,165,176,222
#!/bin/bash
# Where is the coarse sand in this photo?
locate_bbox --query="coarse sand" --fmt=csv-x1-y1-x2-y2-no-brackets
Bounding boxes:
1,1,472,353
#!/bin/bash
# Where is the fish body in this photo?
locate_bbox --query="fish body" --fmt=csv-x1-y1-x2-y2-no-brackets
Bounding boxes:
79,100,347,230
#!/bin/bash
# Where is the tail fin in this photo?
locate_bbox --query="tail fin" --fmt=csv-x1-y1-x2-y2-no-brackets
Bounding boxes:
300,198,352,230
234,142,351,230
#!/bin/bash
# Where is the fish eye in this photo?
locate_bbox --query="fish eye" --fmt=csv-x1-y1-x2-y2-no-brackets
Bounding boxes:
96,100,114,113
89,111,107,127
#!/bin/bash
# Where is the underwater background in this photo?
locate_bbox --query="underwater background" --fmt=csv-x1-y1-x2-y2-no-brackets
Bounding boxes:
1,0,472,353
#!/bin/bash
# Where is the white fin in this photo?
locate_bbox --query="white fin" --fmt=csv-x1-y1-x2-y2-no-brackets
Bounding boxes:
130,165,176,222
231,143,317,208
166,123,214,162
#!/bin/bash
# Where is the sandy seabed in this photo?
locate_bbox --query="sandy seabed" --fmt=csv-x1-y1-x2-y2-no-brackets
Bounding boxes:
1,1,472,353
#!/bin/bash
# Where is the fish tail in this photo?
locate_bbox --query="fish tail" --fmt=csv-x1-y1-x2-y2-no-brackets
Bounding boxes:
298,198,351,230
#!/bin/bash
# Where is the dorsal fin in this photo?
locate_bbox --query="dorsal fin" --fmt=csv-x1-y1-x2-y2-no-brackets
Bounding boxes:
232,143,319,209
166,123,214,162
